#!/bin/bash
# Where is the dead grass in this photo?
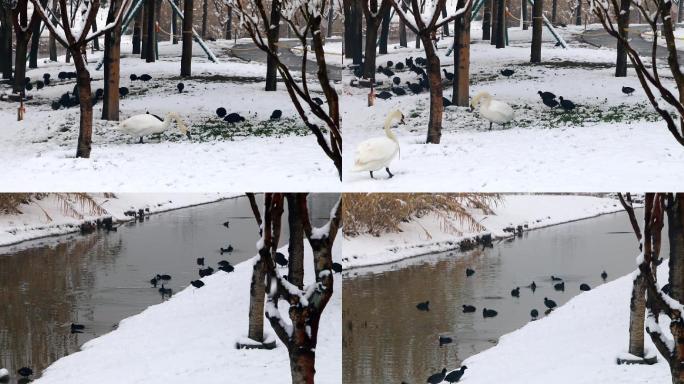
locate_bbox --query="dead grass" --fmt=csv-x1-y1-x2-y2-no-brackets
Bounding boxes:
343,193,501,237
0,193,108,220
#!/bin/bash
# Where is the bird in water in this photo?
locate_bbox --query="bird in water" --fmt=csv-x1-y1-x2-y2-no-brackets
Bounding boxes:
17,367,32,378
580,283,591,291
511,287,520,297
439,335,453,346
544,297,557,310
197,258,205,266
528,281,537,292
466,268,475,277
483,308,498,318
601,270,608,281
554,282,565,291
531,309,539,318
70,323,85,333
220,245,234,254
462,304,476,313
416,301,430,311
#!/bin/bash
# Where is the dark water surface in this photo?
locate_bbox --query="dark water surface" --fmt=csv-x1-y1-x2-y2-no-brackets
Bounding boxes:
0,194,338,383
342,209,666,384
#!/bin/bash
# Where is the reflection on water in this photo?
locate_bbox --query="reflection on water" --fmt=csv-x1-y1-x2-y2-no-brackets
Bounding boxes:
0,194,338,382
342,210,666,384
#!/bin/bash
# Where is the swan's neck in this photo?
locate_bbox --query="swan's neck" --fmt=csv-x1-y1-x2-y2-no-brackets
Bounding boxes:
383,113,400,142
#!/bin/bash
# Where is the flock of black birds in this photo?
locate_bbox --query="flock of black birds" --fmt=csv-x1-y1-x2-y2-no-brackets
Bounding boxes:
215,106,284,125
412,265,611,383
537,90,576,111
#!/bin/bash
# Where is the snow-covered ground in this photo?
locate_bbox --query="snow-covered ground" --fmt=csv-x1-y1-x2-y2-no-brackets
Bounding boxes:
343,23,684,191
459,265,670,383
31,233,342,384
1,38,340,191
342,194,627,269
0,193,237,248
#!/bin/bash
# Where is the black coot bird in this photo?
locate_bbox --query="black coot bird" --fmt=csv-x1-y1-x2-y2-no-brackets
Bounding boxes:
376,91,392,100
531,309,539,318
543,97,559,108
216,107,227,118
25,82,32,91
579,283,591,291
177,82,184,93
17,367,32,378
554,281,565,291
224,113,245,124
406,81,422,94
95,88,104,99
191,280,205,288
462,304,476,313
218,260,231,268
559,96,576,111
544,297,557,310
160,274,172,282
529,281,537,292
444,366,467,383
197,257,205,266
551,275,563,281
159,285,172,296
511,287,520,297
36,80,44,90
427,368,447,384
442,69,454,81
538,90,556,100
393,76,401,85
601,270,608,281
443,97,453,107
622,86,635,96
439,335,453,346
483,308,498,318
70,323,85,333
312,97,324,105
270,109,282,120
150,276,158,287
119,87,129,98
130,74,138,81
219,264,235,273
220,245,234,254
392,87,407,96
332,262,343,273
395,62,405,70
199,267,214,277
275,252,288,267
139,74,152,81
465,268,475,277
500,69,515,77
416,301,430,311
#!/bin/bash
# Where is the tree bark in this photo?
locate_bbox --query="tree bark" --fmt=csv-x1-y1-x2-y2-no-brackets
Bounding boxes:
181,0,193,76
628,274,646,357
379,6,391,54
102,0,122,121
530,0,543,63
265,0,281,91
29,7,43,69
13,38,29,93
490,0,498,45
575,0,581,26
496,0,505,48
422,33,443,144
172,0,179,43
522,0,528,29
363,19,380,79
289,349,316,384
141,3,148,59
551,0,557,23
442,7,449,36
0,9,13,79
327,0,335,37
668,196,684,302
350,0,363,64
344,0,352,56
615,0,630,77
73,50,94,158
286,194,305,289
247,258,266,342
483,0,491,40
453,0,471,107
399,1,407,46
132,9,142,54
224,5,232,39
92,22,100,50
146,0,156,63
48,0,57,61
201,0,208,38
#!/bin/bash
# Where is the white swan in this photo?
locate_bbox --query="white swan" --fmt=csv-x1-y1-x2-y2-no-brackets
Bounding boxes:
352,109,404,179
470,91,515,130
118,112,190,143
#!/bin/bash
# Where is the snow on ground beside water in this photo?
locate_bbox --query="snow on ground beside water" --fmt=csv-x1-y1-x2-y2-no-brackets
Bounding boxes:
461,265,670,384
1,38,340,191
32,234,342,384
342,194,625,270
342,24,684,191
0,193,236,248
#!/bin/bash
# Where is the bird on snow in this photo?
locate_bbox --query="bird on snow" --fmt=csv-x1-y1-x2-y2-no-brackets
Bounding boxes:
427,368,447,384
544,297,557,310
376,91,393,100
119,87,129,98
406,81,423,94
470,91,515,130
393,76,401,85
622,86,635,96
332,262,343,273
191,280,205,288
216,107,227,118
392,87,407,96
500,69,515,77
580,283,591,291
270,109,283,120
443,97,453,108
118,112,190,143
177,82,185,93
542,97,559,108
442,69,455,82
139,74,152,81
312,97,324,105
558,96,576,111
224,112,246,124
538,90,556,101
444,366,467,383
275,252,289,267
352,109,404,179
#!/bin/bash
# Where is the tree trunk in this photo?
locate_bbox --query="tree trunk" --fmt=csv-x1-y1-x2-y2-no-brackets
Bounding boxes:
344,0,352,57
530,0,543,63
132,9,142,54
102,0,122,121
225,5,232,39
379,7,391,55
628,275,646,357
399,2,407,47
453,0,471,107
496,0,505,48
483,0,491,40
181,0,193,76
575,0,581,26
615,0,630,77
29,11,42,69
247,259,266,342
350,0,363,64
265,0,281,91
141,3,148,59
327,0,335,38
92,22,100,50
13,37,29,93
669,195,684,302
146,0,156,63
49,3,57,61
172,0,179,43
287,194,305,289
551,0,557,23
73,50,94,158
441,7,449,36
363,19,380,79
490,0,498,45
679,0,684,24
422,33,443,144
0,10,13,79
522,0,528,30
289,349,316,384
154,0,161,58
201,0,208,38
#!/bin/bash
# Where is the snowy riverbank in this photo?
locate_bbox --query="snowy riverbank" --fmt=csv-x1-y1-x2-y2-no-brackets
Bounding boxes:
460,265,670,383
342,194,627,270
31,235,341,384
0,193,238,248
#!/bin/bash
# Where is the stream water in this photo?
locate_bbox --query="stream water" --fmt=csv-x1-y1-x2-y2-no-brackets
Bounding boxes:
0,194,338,383
342,209,665,384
